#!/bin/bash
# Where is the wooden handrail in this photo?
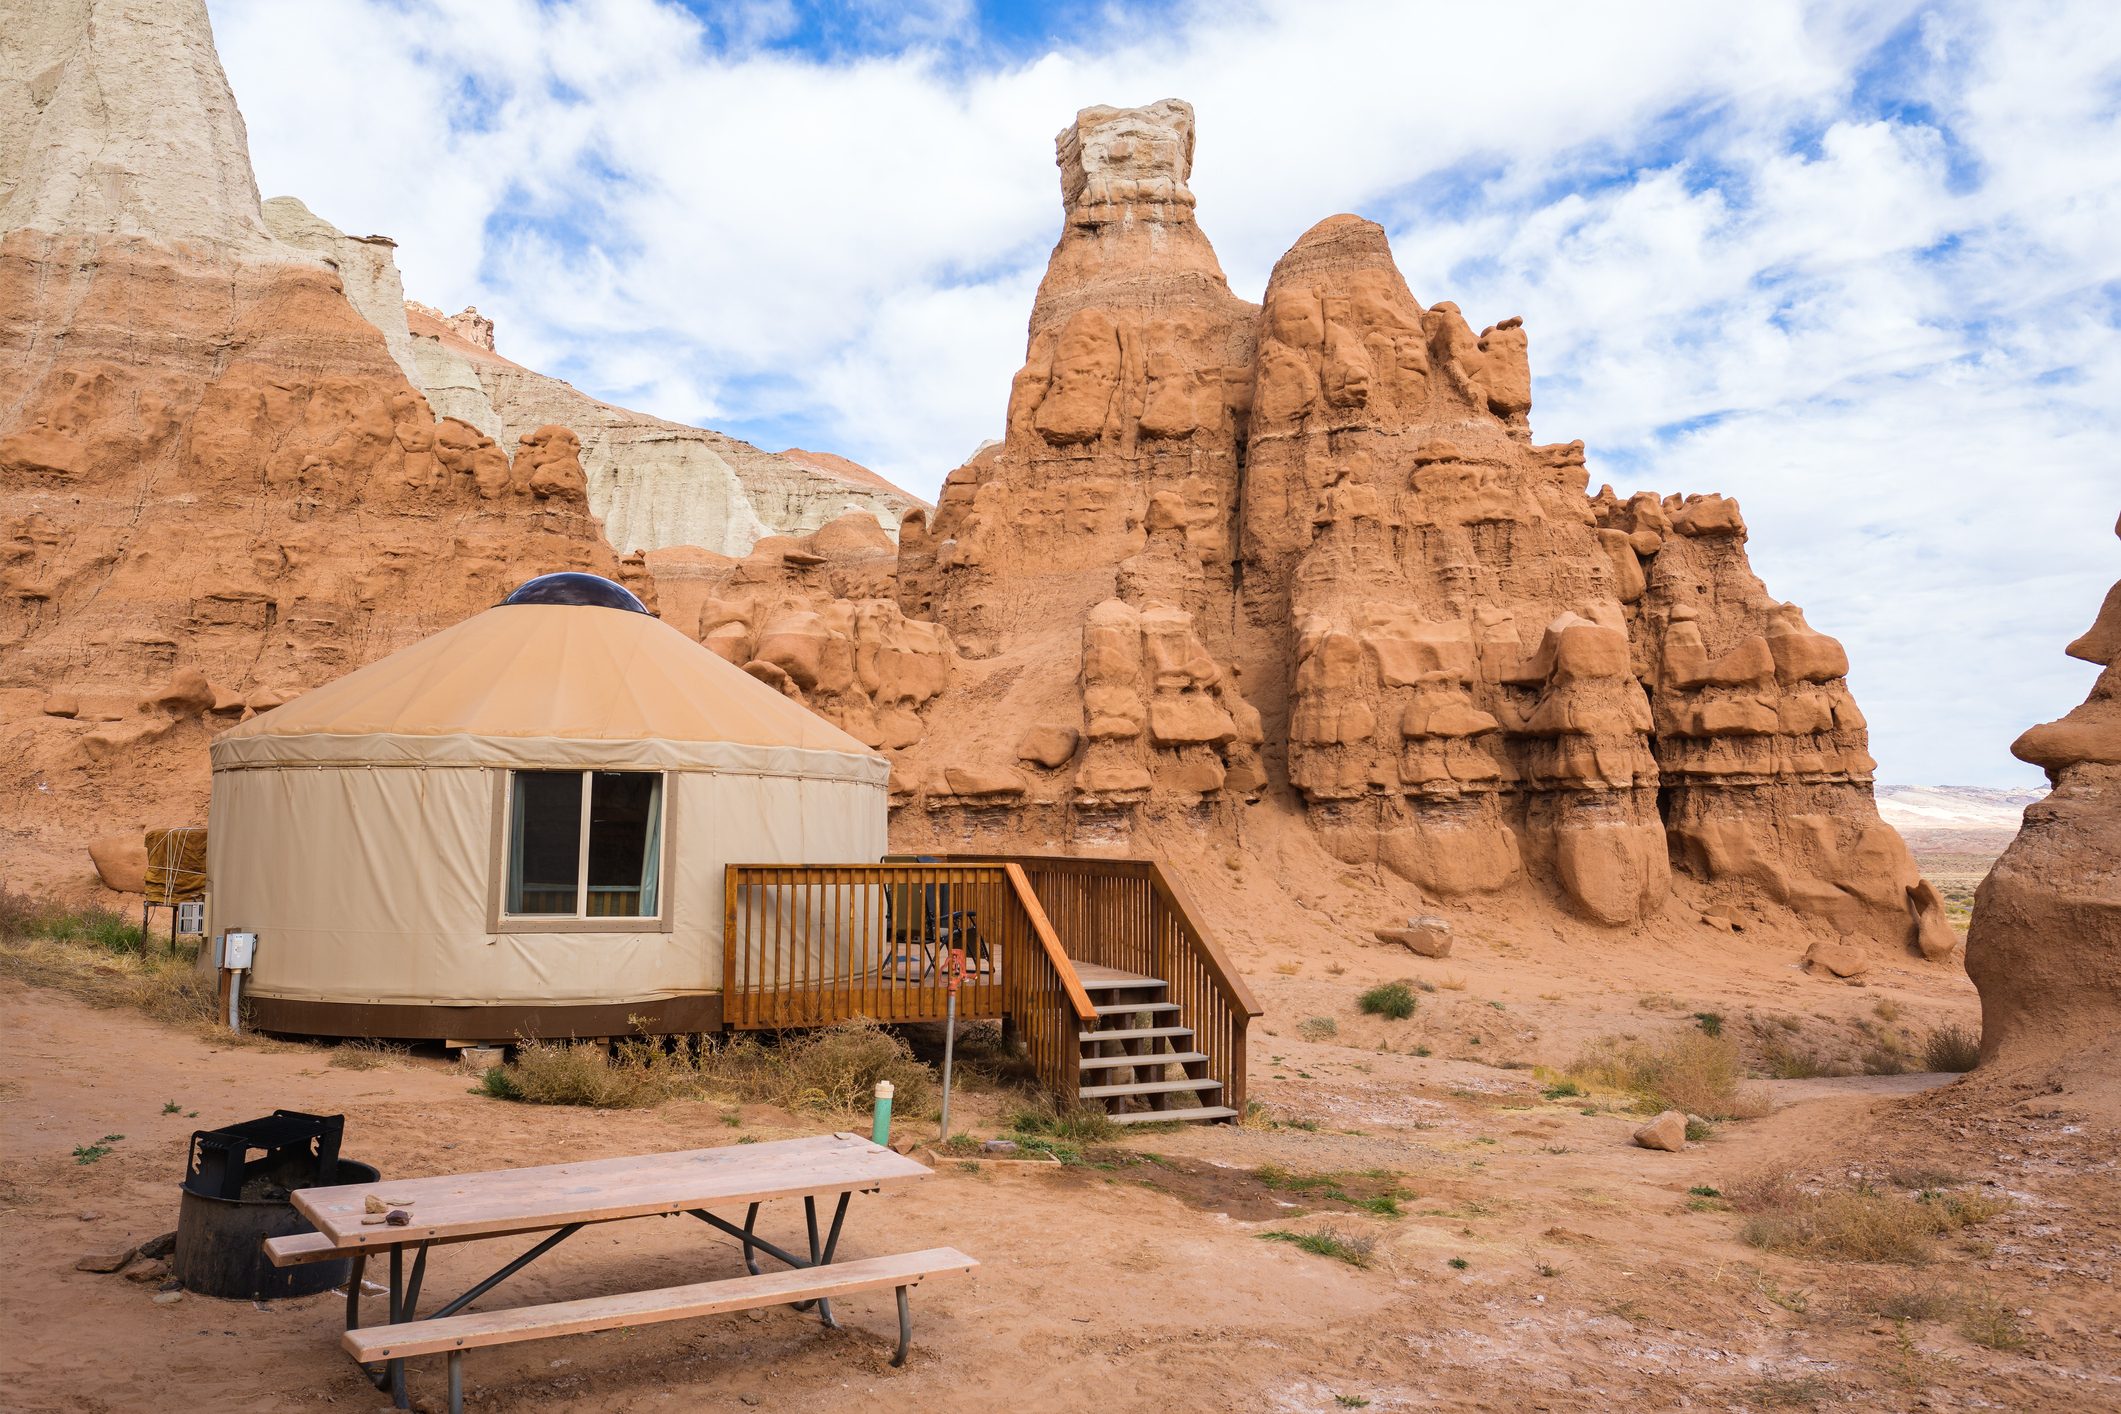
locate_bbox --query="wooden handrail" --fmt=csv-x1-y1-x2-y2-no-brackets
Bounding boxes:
945,851,1257,1115
1002,863,1099,1023
1141,862,1262,1019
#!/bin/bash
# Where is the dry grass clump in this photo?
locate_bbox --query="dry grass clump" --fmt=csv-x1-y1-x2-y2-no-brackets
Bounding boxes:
0,889,145,952
1258,1223,1376,1268
329,1038,408,1071
1729,1170,2010,1265
1923,1024,1981,1073
1008,1099,1117,1145
1568,1029,1768,1120
479,1020,939,1115
703,1021,937,1117
0,892,218,1031
480,1036,703,1108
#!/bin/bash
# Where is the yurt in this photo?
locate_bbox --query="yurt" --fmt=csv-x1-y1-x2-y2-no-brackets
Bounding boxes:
205,574,889,1040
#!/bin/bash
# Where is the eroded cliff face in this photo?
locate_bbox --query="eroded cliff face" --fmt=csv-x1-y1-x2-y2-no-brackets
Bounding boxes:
1966,513,2121,1080
0,0,618,884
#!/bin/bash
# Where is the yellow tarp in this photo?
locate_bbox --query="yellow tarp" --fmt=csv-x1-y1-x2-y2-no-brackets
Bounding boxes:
144,826,206,904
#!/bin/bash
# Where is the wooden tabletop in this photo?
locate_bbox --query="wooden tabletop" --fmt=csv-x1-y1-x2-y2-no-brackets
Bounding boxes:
293,1132,931,1251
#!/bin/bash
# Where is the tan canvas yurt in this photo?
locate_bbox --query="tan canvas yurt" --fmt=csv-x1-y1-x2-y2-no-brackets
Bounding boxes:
206,575,889,1039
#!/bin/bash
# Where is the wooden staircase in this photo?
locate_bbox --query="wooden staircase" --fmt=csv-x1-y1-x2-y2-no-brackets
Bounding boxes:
1073,963,1238,1124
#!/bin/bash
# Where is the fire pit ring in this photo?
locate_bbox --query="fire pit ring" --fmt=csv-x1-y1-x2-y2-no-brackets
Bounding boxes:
172,1110,378,1300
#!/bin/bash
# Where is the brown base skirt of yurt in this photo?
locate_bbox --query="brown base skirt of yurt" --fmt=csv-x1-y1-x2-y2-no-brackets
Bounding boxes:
245,993,724,1042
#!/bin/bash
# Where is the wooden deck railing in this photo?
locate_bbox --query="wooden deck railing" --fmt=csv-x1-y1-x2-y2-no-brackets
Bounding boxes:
946,855,1262,1114
722,862,1097,1102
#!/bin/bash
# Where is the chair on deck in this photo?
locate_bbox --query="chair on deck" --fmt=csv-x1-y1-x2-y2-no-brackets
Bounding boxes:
880,856,992,983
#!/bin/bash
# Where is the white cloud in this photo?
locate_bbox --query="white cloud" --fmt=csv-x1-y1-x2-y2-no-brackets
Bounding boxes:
207,0,2120,786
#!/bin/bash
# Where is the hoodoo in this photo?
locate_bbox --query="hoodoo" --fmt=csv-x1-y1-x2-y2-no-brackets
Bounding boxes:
1966,511,2121,1094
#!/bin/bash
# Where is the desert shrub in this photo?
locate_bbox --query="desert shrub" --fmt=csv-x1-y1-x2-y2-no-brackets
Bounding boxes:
1357,981,1416,1020
1298,1016,1339,1041
1923,1024,1980,1073
1568,1029,1766,1119
1957,1289,2028,1350
482,1037,699,1108
1859,1280,1953,1323
702,1021,937,1117
1692,1011,1724,1037
1731,1172,2010,1265
1259,1224,1375,1268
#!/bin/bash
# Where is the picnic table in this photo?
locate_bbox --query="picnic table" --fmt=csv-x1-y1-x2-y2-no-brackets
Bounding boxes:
268,1132,975,1413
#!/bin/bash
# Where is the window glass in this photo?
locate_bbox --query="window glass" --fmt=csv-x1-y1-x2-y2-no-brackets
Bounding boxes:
587,772,662,918
506,771,582,915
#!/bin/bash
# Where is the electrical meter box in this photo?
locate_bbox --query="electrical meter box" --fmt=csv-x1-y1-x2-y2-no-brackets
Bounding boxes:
219,931,257,970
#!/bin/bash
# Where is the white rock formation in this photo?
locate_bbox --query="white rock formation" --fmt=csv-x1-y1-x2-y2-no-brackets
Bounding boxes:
402,304,923,556
262,197,427,390
0,0,277,253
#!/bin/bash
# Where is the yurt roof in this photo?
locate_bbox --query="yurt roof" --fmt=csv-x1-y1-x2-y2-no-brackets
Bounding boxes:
211,603,885,779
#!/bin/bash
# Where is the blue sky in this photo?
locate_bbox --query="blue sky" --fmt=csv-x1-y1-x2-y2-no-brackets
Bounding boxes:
212,0,2119,787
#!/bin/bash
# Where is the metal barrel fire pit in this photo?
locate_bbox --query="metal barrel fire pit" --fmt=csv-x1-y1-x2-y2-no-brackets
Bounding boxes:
172,1110,378,1300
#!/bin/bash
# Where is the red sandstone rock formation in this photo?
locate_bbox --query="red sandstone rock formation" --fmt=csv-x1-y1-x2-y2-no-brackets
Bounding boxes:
881,99,1941,955
1966,512,2120,1083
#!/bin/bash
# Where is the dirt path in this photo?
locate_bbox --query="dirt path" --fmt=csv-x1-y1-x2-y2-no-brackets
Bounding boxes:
2,979,2112,1412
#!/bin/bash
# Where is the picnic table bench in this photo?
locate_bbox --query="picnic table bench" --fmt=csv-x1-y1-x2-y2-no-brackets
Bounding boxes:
267,1132,974,1412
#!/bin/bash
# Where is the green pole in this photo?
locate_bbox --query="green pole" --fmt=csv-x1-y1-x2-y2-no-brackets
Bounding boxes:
871,1080,894,1147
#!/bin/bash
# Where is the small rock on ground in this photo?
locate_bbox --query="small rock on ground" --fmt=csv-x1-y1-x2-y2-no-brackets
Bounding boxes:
1633,1110,1688,1152
76,1245,137,1273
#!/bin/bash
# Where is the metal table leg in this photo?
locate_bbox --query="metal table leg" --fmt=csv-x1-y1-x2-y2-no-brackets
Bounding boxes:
388,1245,408,1407
447,1349,464,1414
813,1193,851,1328
891,1284,911,1367
739,1202,762,1275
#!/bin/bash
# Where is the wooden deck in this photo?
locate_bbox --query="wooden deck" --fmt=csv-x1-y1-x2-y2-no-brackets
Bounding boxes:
720,856,1260,1119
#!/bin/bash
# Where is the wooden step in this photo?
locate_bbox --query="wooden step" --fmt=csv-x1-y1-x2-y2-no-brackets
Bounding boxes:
1090,1001,1180,1017
1077,1051,1209,1071
1075,973,1166,994
1077,1025,1191,1044
1078,1076,1223,1100
1106,1105,1239,1126
342,1248,977,1363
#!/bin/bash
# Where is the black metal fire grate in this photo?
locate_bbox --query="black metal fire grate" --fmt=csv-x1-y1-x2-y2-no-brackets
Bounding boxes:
185,1109,344,1202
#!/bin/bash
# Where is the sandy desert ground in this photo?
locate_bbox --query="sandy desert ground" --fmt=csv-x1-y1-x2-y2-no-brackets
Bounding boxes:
3,901,2115,1414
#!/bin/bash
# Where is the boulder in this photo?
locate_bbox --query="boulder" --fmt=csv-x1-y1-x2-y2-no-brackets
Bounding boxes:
144,669,215,718
1632,1110,1687,1152
1805,936,1872,979
1374,917,1453,958
943,766,1028,798
87,834,148,893
1016,725,1081,770
41,693,79,718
